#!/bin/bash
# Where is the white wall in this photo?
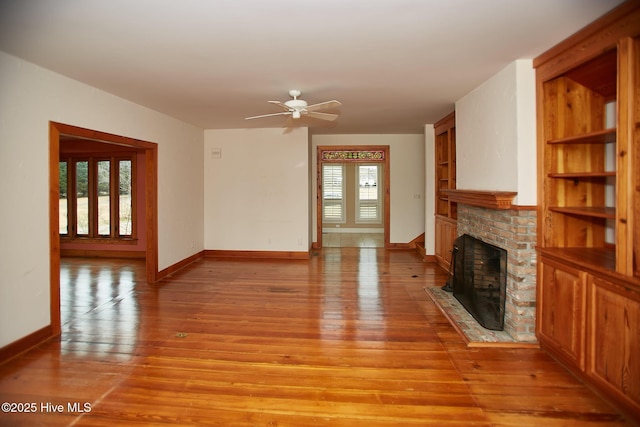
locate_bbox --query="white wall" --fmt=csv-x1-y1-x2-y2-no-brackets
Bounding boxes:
204,128,310,252
456,59,537,206
312,134,425,244
0,52,204,348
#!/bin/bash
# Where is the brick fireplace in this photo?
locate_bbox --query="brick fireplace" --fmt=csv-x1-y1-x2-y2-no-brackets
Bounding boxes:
437,190,537,344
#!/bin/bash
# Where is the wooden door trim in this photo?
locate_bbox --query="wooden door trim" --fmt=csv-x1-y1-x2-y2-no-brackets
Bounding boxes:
315,145,390,249
49,122,159,336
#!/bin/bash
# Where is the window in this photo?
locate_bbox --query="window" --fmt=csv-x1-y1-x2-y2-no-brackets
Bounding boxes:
119,159,133,236
59,161,68,235
356,164,381,223
59,156,135,240
75,160,89,235
322,164,345,222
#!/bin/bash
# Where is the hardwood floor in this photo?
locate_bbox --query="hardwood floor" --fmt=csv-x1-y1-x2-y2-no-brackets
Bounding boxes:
322,232,384,248
0,249,633,426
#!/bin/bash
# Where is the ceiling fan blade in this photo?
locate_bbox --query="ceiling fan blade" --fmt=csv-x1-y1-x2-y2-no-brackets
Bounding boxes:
282,116,296,128
268,100,292,112
305,100,341,113
245,111,291,120
305,111,339,121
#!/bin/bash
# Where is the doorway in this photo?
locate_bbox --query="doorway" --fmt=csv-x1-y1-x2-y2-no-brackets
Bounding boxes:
316,146,390,248
49,122,158,337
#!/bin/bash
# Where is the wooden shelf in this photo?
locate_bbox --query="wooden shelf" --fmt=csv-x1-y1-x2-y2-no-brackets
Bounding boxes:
443,189,517,210
547,172,616,178
549,206,615,219
547,128,616,145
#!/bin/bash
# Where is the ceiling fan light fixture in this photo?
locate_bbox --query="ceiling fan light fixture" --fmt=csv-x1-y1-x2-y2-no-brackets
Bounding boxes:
292,110,301,119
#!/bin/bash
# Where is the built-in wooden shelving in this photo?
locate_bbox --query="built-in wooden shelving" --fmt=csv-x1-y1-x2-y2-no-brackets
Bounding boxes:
534,2,640,422
433,112,457,269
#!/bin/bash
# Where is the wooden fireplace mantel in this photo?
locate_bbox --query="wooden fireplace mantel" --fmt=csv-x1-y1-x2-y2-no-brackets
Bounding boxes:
442,189,517,210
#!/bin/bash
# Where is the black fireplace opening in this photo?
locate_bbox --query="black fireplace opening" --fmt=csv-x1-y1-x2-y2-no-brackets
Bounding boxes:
447,234,507,331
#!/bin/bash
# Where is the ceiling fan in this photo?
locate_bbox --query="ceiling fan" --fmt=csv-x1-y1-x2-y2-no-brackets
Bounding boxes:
245,90,342,123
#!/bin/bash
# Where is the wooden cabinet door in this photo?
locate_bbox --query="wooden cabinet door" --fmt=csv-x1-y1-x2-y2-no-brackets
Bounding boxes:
434,216,456,270
538,257,586,369
587,275,640,416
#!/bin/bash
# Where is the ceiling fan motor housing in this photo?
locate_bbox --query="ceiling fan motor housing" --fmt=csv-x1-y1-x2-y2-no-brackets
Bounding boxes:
285,99,308,109
285,99,307,119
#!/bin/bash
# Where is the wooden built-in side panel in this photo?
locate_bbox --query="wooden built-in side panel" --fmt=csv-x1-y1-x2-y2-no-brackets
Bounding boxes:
449,126,457,219
537,257,586,369
587,275,640,416
622,36,640,279
617,37,633,277
634,36,640,279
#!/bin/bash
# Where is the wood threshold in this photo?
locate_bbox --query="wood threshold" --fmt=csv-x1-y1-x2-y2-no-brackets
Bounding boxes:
442,189,517,210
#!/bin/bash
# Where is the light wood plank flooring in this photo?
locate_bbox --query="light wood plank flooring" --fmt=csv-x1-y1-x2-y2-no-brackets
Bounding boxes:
0,249,633,426
322,232,384,248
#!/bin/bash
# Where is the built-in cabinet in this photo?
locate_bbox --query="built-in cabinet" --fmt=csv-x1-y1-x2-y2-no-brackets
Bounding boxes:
535,2,640,422
434,112,457,270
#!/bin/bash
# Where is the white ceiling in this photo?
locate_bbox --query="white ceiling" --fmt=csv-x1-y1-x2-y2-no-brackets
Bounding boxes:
0,0,624,134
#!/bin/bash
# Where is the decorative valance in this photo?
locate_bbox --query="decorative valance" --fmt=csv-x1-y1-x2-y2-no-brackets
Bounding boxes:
321,150,385,162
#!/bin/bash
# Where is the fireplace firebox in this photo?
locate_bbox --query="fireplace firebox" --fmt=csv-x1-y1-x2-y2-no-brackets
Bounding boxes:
445,234,507,331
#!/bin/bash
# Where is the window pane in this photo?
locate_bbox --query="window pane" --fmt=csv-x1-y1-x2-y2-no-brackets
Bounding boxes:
357,165,381,223
359,203,378,220
97,160,111,236
323,165,343,199
358,165,378,200
119,160,132,236
76,161,89,235
323,164,344,222
59,161,68,235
